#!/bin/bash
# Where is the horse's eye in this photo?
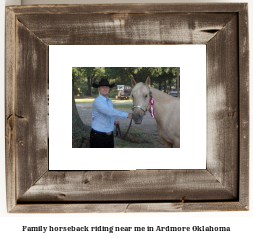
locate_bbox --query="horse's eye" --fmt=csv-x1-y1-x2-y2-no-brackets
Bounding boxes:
145,95,148,98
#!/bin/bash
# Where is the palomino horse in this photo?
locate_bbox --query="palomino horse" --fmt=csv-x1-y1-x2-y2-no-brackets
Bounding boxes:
131,77,180,148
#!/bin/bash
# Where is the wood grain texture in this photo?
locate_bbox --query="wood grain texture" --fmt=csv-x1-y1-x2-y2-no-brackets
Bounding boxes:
5,7,17,212
206,16,239,198
16,13,235,45
5,3,249,213
15,20,48,200
18,170,236,203
7,3,247,14
238,4,249,208
10,202,247,213
125,202,247,213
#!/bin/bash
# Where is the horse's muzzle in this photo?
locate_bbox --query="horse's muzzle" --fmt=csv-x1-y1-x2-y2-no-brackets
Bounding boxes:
132,113,143,124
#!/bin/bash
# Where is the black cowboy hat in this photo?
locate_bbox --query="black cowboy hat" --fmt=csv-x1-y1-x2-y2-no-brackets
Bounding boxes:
92,78,115,88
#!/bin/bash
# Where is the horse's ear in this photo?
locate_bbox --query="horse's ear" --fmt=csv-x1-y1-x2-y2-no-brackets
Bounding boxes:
145,76,150,86
131,78,137,87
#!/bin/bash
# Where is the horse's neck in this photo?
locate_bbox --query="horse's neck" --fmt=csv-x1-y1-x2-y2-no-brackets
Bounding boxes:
149,87,171,121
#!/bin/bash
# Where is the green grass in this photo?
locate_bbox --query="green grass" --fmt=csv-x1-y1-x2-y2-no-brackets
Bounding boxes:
75,98,95,103
112,99,132,103
75,98,132,104
114,104,132,110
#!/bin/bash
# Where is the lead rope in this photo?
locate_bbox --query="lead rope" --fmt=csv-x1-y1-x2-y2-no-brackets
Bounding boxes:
116,118,133,140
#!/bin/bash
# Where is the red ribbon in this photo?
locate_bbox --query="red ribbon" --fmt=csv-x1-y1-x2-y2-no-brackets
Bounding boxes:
150,97,156,118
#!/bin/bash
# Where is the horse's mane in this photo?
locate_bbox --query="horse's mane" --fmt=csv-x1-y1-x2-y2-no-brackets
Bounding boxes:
150,86,177,102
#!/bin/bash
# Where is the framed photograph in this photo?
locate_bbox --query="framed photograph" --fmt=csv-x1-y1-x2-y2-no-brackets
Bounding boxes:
5,3,249,213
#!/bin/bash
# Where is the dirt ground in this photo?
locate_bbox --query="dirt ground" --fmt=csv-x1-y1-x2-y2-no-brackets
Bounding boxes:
76,102,165,148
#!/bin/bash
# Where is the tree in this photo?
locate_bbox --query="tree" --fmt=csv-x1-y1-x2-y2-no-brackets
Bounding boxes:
83,67,105,96
105,67,162,85
72,67,105,96
72,67,85,96
72,77,90,148
105,67,136,85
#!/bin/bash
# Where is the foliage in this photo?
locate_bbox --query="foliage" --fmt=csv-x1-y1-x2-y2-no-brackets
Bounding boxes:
72,67,180,96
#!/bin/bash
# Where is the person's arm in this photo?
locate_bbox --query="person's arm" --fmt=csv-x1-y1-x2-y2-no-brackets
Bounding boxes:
94,99,129,118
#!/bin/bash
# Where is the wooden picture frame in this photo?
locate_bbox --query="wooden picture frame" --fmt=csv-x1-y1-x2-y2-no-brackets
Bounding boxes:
5,3,249,213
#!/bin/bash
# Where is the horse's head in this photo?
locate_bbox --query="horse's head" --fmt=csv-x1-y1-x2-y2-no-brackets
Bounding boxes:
131,77,151,124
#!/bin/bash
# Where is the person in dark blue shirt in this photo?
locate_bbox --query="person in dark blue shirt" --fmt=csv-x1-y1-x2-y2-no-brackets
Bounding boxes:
90,78,132,148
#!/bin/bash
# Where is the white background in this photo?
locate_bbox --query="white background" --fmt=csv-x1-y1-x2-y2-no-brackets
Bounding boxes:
1,0,252,237
49,45,206,170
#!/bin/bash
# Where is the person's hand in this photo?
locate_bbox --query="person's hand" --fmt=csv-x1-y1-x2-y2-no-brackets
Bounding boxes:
114,121,120,125
127,113,133,119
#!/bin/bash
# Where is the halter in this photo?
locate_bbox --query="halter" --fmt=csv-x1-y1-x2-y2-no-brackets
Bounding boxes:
132,105,148,113
132,87,155,117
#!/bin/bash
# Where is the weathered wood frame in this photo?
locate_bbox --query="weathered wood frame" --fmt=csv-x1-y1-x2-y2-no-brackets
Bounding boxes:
5,4,249,213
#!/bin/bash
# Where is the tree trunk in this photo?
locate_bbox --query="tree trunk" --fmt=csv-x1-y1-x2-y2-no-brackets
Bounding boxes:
177,68,180,98
72,80,91,148
76,74,81,96
163,77,167,93
87,76,92,96
158,81,162,90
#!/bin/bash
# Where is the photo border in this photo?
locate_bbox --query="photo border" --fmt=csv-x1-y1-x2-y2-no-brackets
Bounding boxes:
49,46,206,170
